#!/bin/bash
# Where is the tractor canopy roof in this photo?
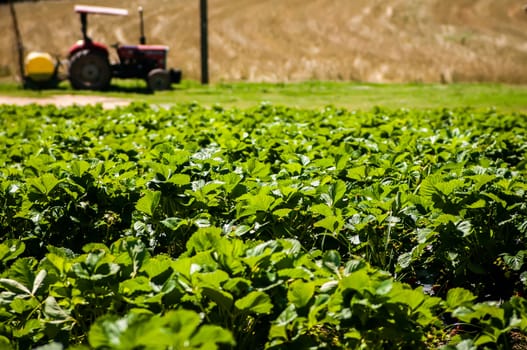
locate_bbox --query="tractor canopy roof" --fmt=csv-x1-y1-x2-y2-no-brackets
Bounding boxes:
74,5,128,16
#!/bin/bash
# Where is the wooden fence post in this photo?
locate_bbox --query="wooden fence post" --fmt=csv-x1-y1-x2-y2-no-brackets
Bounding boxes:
200,0,209,84
8,0,25,83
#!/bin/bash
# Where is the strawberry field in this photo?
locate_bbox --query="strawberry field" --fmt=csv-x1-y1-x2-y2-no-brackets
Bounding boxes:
0,102,527,349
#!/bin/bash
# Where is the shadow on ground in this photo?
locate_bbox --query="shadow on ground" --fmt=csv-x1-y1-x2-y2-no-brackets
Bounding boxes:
105,84,153,94
23,80,158,95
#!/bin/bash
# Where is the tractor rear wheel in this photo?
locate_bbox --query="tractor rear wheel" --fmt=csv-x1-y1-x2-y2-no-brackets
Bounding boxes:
147,69,171,91
68,50,111,90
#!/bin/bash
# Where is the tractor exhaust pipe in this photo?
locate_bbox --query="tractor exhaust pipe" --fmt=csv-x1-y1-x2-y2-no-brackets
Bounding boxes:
138,6,146,44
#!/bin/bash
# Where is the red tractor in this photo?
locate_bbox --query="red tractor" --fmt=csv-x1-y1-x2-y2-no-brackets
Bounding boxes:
68,5,181,91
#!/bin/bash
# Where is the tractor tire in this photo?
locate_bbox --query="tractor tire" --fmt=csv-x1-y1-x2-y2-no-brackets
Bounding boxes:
147,69,171,91
68,50,111,90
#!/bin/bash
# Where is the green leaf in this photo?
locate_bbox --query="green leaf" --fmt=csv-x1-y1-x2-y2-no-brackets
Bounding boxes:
521,272,527,287
202,286,234,311
232,224,252,236
82,243,110,254
375,279,393,295
82,249,104,268
168,173,191,186
190,325,235,347
244,158,270,178
0,240,25,265
235,291,273,315
7,257,37,291
27,173,61,196
343,259,367,275
274,304,297,327
113,238,149,278
88,312,156,349
474,333,498,346
466,199,486,209
469,174,495,191
482,192,507,208
240,193,276,215
437,178,465,196
420,176,464,197
310,203,333,217
44,296,71,322
11,297,39,313
272,208,292,218
223,278,251,296
442,339,477,350
288,280,315,308
346,166,366,181
141,255,173,279
322,250,341,275
397,252,412,270
72,254,120,281
194,270,230,288
456,220,472,237
33,343,64,350
70,160,91,178
0,336,13,350
161,217,188,231
186,227,222,253
93,263,120,280
324,180,347,207
162,309,202,339
388,285,426,311
341,269,371,293
0,278,31,295
12,318,41,337
283,162,302,175
314,216,341,232
31,269,47,295
88,315,126,348
43,253,67,276
503,251,525,271
136,191,161,216
445,288,476,310
119,276,152,296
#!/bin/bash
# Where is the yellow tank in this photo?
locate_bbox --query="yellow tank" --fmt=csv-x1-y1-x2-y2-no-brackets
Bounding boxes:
25,52,56,82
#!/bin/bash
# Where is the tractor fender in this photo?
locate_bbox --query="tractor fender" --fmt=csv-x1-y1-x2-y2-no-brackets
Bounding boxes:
68,40,109,58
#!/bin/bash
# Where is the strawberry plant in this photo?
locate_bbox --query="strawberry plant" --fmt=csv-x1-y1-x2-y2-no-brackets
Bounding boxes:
1,103,527,348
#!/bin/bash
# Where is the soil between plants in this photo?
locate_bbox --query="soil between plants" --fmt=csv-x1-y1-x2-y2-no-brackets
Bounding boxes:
0,94,130,109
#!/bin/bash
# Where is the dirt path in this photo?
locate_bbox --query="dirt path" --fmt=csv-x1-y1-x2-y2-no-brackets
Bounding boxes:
0,95,130,108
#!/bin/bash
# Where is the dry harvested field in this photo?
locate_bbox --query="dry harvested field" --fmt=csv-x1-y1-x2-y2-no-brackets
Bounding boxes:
2,0,527,83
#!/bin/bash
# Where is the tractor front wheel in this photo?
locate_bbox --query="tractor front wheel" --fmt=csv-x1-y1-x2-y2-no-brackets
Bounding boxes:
147,69,171,91
68,50,111,90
